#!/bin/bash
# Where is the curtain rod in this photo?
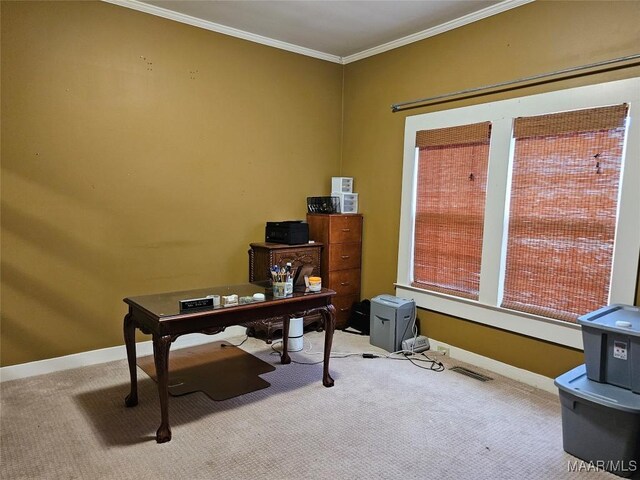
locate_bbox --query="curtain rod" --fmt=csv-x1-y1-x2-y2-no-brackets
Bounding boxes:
391,53,640,113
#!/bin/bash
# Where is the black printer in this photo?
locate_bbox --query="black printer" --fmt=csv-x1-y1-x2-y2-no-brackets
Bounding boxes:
265,221,309,245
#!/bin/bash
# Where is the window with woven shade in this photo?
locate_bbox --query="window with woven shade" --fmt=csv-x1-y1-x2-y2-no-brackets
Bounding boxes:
412,122,491,299
398,79,640,348
501,104,628,322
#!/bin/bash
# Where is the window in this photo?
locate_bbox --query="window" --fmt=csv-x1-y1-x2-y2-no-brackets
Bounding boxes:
396,78,640,348
413,122,491,300
502,105,628,322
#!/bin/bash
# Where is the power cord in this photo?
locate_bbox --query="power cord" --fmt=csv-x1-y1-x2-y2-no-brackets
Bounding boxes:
269,339,364,364
406,301,419,355
268,336,444,372
385,300,421,356
391,352,445,371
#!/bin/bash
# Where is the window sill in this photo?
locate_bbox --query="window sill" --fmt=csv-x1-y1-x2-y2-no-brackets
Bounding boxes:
394,283,583,350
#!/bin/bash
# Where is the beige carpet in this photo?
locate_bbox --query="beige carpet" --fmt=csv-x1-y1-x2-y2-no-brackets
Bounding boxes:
0,331,615,480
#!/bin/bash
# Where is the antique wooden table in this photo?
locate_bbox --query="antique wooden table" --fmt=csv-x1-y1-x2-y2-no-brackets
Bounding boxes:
123,283,336,443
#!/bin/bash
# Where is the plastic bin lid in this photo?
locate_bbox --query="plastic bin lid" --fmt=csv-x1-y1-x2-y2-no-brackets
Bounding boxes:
578,304,640,337
555,364,640,413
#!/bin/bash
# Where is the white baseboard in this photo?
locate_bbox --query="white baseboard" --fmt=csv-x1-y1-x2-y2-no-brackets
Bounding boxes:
2,329,559,394
428,339,558,394
0,326,247,382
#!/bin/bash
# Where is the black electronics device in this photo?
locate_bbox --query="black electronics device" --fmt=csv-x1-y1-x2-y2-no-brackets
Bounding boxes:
346,299,370,335
265,221,309,245
179,297,214,312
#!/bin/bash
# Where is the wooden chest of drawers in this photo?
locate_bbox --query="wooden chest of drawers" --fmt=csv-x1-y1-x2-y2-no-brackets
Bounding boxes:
247,242,323,343
307,214,363,329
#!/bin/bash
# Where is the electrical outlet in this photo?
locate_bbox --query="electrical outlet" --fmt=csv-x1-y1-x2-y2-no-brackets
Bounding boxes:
436,346,450,356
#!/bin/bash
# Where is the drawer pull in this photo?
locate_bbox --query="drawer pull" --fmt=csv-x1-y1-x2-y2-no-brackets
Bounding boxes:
340,307,350,312
341,255,350,259
340,282,350,286
341,228,350,232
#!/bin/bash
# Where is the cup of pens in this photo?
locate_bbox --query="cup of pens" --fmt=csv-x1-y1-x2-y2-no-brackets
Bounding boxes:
272,282,287,298
271,264,295,298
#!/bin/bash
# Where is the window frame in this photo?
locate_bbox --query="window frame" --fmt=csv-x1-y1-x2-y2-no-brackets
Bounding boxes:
396,78,640,349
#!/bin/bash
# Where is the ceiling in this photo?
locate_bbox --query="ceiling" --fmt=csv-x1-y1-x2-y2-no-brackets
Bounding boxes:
107,0,531,63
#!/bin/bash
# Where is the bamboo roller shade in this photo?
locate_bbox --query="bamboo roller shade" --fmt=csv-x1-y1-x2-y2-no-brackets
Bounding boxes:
513,104,628,138
502,104,628,322
411,104,628,323
412,122,491,299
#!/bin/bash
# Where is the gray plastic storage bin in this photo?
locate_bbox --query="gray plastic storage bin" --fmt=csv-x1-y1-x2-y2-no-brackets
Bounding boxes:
578,304,640,393
555,365,640,478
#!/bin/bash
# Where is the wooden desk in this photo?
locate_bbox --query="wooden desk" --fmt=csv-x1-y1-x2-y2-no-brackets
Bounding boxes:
123,283,336,443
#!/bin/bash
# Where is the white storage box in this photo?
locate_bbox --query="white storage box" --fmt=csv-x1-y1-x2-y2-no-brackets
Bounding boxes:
332,192,358,214
331,177,353,193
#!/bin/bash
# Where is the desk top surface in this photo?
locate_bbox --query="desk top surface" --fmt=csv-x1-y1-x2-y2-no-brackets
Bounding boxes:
124,282,334,319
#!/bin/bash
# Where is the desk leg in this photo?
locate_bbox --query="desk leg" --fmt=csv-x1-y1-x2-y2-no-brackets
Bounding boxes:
123,312,138,407
153,334,172,443
280,316,291,365
322,305,336,387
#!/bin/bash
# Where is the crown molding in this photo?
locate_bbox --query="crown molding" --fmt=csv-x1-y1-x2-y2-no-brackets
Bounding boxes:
102,0,343,64
103,0,533,65
342,0,534,64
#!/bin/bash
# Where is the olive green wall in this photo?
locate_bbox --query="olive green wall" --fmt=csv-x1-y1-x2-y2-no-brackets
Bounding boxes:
342,0,640,378
3,1,639,376
1,1,342,366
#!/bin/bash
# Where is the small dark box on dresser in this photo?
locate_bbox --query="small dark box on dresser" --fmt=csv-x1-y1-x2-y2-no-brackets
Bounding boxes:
265,221,309,245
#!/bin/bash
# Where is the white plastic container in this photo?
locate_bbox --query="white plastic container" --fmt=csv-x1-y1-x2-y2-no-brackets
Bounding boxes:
288,317,304,352
308,276,322,292
331,177,353,193
332,192,358,214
